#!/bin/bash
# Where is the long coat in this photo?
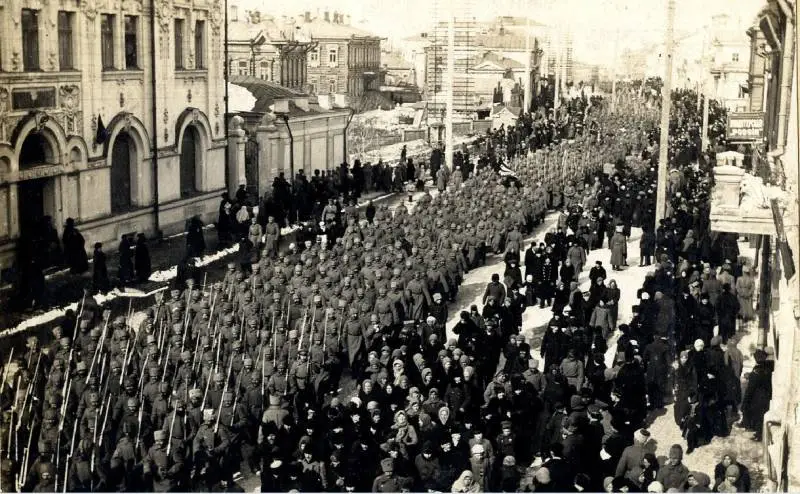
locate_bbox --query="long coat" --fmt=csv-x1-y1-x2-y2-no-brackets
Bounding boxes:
62,226,89,274
609,233,627,266
735,273,756,321
742,362,772,430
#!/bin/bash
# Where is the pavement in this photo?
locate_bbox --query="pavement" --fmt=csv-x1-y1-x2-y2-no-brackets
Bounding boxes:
2,170,768,490
0,188,403,343
431,213,768,489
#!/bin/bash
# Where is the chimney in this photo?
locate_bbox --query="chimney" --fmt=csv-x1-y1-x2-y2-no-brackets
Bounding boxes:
324,11,330,22
273,99,290,114
304,11,311,22
230,5,238,21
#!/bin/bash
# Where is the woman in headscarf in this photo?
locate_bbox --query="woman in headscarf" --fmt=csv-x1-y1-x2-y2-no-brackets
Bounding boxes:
452,469,481,493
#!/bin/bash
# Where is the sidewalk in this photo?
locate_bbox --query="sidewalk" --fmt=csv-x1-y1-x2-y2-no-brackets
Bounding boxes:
0,188,397,336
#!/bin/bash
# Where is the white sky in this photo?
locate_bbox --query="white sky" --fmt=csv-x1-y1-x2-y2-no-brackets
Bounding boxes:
232,0,764,64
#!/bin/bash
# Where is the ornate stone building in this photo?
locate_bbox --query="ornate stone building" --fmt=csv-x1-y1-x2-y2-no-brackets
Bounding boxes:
0,0,227,273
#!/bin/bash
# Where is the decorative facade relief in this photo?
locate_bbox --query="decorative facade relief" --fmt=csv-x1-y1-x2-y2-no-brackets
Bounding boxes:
81,0,101,20
209,0,222,36
0,88,10,143
59,85,81,135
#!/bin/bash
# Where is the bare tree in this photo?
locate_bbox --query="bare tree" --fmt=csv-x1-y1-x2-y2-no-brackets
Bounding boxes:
347,116,381,159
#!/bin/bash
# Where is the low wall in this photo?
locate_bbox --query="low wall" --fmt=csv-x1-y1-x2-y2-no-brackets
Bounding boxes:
401,120,491,143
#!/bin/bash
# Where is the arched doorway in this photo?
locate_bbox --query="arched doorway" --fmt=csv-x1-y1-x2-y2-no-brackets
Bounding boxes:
179,125,199,197
111,132,135,213
17,133,58,242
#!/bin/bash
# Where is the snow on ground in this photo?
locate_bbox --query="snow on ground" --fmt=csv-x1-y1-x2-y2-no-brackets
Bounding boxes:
0,193,391,340
350,135,480,165
441,215,766,485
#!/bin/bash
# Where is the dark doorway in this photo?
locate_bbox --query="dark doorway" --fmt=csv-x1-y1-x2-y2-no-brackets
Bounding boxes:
180,125,198,197
19,133,50,169
245,137,259,200
111,131,133,212
17,178,46,239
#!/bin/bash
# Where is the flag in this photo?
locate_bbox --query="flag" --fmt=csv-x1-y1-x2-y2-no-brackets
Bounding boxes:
95,115,108,145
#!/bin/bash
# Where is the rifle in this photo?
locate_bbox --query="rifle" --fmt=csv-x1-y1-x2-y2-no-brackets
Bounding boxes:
214,358,234,434
134,405,144,450
166,407,177,456
18,417,36,488
201,359,213,410
87,314,110,379
55,378,71,477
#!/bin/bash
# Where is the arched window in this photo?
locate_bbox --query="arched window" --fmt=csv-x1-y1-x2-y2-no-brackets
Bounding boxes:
180,125,199,197
110,131,134,213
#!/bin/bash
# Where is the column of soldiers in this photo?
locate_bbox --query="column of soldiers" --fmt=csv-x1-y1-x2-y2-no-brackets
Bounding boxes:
0,98,654,493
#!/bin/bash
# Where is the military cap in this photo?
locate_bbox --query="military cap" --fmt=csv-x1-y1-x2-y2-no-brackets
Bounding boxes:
189,388,202,399
153,430,166,441
203,409,215,421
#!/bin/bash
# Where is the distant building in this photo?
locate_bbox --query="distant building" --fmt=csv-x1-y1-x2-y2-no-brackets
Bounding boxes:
229,76,350,195
709,14,751,112
423,16,545,114
226,6,316,92
298,10,383,100
381,50,415,87
490,103,521,130
0,0,226,273
398,33,431,89
471,53,526,107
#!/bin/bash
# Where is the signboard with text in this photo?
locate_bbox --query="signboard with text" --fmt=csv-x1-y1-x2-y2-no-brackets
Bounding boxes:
727,112,765,141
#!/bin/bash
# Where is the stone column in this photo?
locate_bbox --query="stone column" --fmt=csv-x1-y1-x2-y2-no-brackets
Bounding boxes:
227,115,247,197
711,165,745,208
255,112,280,195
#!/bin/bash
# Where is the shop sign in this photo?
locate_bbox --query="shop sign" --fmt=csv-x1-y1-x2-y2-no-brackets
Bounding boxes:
727,113,764,141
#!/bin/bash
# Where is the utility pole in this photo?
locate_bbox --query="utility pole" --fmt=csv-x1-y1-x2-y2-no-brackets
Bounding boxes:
524,7,531,113
611,28,620,113
655,0,676,225
554,35,561,109
445,0,455,170
700,27,711,152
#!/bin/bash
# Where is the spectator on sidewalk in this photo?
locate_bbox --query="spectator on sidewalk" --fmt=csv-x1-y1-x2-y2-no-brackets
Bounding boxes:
62,217,88,274
741,349,773,442
118,233,135,287
134,233,151,283
186,216,206,258
92,242,110,294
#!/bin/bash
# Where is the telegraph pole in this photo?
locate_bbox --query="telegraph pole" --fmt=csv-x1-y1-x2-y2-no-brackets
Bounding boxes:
524,8,531,113
554,36,561,109
611,28,620,113
655,0,676,225
700,27,711,152
445,0,455,170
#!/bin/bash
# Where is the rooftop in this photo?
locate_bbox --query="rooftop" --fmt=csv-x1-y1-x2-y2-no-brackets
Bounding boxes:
491,103,521,117
473,51,524,70
382,51,413,69
301,17,380,40
230,76,350,116
229,76,304,111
